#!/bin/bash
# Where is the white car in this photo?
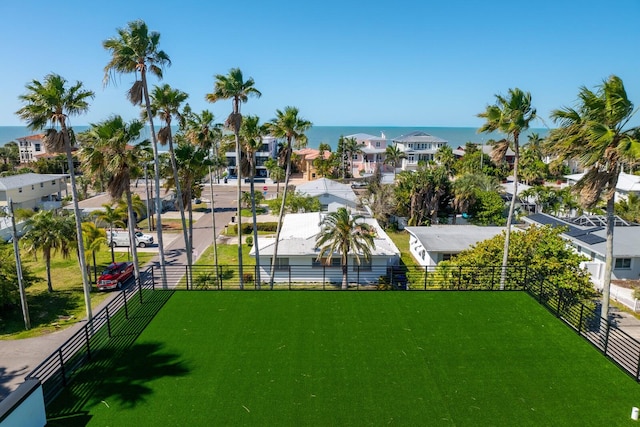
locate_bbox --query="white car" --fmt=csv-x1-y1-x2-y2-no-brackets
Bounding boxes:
107,230,154,248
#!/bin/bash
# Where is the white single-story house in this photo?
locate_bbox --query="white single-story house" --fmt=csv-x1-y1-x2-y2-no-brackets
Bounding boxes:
0,173,68,210
523,213,640,287
295,178,358,212
565,171,640,202
250,212,400,284
405,225,506,267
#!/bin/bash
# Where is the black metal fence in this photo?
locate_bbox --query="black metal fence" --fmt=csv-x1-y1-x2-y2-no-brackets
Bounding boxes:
145,264,530,291
25,271,173,406
23,264,640,409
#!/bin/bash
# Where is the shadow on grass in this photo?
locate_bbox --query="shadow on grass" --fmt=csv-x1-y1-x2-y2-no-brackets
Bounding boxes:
46,341,189,426
0,290,82,336
45,290,182,426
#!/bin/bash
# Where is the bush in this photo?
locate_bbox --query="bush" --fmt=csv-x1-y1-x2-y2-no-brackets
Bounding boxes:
245,236,253,246
228,222,278,235
243,273,254,283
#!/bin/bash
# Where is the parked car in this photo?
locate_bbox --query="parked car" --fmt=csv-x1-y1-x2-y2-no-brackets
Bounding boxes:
97,262,134,291
351,181,368,189
107,230,154,248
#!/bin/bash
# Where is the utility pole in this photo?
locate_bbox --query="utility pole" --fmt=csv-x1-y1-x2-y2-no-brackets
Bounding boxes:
9,198,30,330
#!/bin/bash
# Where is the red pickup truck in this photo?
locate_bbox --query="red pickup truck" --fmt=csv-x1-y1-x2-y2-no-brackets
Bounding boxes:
97,262,134,291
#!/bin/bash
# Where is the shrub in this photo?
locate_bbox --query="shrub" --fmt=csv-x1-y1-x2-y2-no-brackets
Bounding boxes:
243,273,254,283
245,236,253,246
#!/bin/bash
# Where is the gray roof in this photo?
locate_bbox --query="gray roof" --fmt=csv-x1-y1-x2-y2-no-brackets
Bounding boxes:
0,173,68,191
523,213,640,258
295,178,358,203
253,212,399,257
405,225,505,253
345,133,386,141
392,131,448,144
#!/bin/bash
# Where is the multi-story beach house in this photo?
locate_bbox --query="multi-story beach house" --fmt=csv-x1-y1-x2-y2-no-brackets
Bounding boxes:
345,133,389,175
392,131,448,171
16,134,46,163
225,136,278,182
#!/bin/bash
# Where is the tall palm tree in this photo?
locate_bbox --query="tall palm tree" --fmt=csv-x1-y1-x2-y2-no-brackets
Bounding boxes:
264,158,285,195
82,222,107,283
206,68,261,289
435,145,456,177
79,116,148,284
16,73,95,320
478,88,536,290
103,19,170,288
265,106,312,288
315,207,375,290
341,136,363,177
548,75,640,318
22,210,76,293
451,174,478,224
92,204,126,262
240,115,266,286
384,144,406,178
148,84,192,275
183,109,223,286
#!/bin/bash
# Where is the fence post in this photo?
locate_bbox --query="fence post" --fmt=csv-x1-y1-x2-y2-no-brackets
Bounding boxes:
578,304,584,335
424,267,427,290
458,266,462,290
288,266,291,290
357,266,360,290
123,290,129,320
138,275,143,304
84,326,91,360
186,265,190,290
323,265,326,290
635,350,640,382
152,266,155,291
603,320,611,355
58,349,67,387
106,306,112,338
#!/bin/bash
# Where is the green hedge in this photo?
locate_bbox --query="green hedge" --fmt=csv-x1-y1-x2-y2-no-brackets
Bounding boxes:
228,222,278,235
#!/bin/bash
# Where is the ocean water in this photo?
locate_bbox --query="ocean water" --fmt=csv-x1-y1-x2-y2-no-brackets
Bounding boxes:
0,125,549,150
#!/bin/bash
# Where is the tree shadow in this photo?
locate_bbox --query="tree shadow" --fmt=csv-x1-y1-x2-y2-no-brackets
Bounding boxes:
46,341,190,426
0,365,30,401
0,290,81,336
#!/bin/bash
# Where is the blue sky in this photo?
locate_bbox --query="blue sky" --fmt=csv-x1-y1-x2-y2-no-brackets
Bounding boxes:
1,0,639,128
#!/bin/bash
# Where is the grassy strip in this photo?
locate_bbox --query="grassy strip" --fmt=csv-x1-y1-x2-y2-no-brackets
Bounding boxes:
46,292,640,426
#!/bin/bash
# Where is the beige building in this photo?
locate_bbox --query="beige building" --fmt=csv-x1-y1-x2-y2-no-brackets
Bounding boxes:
0,173,68,210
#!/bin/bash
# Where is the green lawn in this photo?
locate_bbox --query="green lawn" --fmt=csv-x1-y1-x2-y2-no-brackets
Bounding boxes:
47,292,640,426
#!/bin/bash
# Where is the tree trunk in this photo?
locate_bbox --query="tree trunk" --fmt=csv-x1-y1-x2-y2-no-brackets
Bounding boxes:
208,165,220,288
601,193,615,320
63,126,92,320
126,188,141,285
235,131,244,289
249,162,261,288
45,255,53,293
341,262,348,290
167,132,192,285
499,141,519,290
141,72,168,289
269,141,292,289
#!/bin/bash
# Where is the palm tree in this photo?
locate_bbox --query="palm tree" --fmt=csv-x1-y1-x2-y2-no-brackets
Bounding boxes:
82,222,107,283
206,68,261,289
265,106,312,288
79,116,148,284
16,73,95,319
435,145,456,177
451,174,478,224
264,158,285,195
478,88,536,290
148,84,192,275
548,75,640,318
240,115,266,286
341,136,362,177
315,207,375,290
183,109,223,286
22,210,76,293
167,140,212,268
384,144,406,178
92,204,126,262
103,19,170,288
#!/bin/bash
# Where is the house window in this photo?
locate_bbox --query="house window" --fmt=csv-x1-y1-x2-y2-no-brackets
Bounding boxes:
32,185,35,190
40,182,44,188
312,257,341,268
353,259,372,271
35,143,41,152
352,154,358,160
321,204,329,212
52,180,56,185
407,155,415,163
375,141,380,147
18,187,22,193
615,258,631,269
275,258,289,270
442,254,454,262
